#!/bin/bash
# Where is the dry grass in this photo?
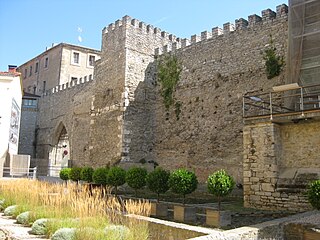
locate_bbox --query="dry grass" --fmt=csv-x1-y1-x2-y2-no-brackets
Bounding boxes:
0,179,150,239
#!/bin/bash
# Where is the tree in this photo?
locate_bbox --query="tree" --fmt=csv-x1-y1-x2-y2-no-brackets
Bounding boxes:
307,180,320,210
207,170,235,211
92,167,109,186
126,167,148,197
69,167,82,182
59,168,71,182
146,167,170,202
80,167,94,182
168,169,198,204
107,166,126,196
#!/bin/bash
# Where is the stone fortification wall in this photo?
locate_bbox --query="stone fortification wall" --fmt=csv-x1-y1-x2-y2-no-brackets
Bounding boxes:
151,5,288,183
36,78,94,166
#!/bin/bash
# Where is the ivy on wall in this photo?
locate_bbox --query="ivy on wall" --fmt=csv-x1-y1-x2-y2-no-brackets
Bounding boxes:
263,35,284,79
157,54,182,117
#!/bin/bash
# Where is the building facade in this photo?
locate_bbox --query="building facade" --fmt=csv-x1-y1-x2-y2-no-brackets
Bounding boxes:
0,66,23,175
17,43,100,95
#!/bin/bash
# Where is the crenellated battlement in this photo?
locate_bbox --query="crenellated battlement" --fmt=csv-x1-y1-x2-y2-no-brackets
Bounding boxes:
155,4,288,55
42,74,94,97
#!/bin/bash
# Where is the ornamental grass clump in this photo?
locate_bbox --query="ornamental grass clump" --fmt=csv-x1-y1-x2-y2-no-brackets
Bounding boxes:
146,167,170,202
0,179,151,240
126,167,148,197
207,169,235,211
307,180,320,210
168,169,198,204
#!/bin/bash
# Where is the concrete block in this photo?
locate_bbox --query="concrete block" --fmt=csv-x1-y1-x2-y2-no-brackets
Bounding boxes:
173,205,196,223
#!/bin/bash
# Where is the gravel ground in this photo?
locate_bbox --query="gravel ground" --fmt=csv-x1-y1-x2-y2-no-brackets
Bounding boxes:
0,213,48,240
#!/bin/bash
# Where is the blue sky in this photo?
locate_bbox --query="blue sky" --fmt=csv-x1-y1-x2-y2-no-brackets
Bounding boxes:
0,0,287,71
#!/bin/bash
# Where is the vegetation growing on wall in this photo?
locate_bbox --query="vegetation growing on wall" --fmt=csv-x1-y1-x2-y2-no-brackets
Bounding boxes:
263,35,284,79
157,54,182,111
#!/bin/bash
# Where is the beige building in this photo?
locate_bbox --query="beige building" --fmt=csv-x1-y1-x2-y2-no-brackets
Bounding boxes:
17,43,100,95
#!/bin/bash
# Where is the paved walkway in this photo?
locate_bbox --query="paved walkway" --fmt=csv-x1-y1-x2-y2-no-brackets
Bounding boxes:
0,213,48,240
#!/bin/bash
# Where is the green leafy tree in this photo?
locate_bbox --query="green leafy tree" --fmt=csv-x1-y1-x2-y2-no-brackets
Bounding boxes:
69,167,82,182
80,167,94,182
263,36,284,79
92,167,109,186
307,180,320,210
126,167,148,197
168,169,198,204
59,168,71,181
107,166,126,196
146,167,170,202
207,170,235,211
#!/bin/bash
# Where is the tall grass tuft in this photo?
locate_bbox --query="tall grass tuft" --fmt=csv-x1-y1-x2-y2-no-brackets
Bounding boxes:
0,179,150,239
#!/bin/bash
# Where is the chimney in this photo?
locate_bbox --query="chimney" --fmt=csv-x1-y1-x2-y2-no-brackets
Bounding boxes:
8,65,17,73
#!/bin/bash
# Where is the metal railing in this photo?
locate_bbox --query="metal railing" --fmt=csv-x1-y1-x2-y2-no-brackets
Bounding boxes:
243,83,320,119
2,167,37,179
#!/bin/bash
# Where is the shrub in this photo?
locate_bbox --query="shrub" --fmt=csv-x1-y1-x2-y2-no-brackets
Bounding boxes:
307,180,320,210
168,169,198,204
4,205,18,216
92,167,109,185
51,228,76,240
126,167,148,197
146,167,170,202
69,167,82,182
105,225,130,240
80,167,94,182
31,218,48,235
16,211,31,225
107,166,126,195
207,169,235,211
59,168,71,181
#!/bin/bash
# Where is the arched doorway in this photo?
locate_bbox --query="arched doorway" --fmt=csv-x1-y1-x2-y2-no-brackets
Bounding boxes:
48,124,70,176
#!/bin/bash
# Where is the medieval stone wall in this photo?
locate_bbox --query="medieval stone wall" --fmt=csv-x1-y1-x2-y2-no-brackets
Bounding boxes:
150,6,288,183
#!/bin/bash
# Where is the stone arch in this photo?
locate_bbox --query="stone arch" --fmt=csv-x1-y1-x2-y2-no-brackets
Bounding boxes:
48,122,70,176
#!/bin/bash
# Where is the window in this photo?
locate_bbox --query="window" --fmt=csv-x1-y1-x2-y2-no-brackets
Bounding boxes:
89,74,92,80
29,66,32,76
44,57,49,68
33,86,36,94
42,81,46,93
24,69,27,79
22,99,37,108
35,62,39,73
71,77,77,83
72,51,80,65
84,76,87,82
88,55,95,67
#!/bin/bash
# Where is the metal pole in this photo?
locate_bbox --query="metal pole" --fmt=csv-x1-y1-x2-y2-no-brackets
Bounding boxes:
269,92,273,120
300,87,304,116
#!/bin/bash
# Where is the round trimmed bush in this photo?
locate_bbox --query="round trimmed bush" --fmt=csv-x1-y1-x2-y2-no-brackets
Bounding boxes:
207,169,235,211
51,228,76,240
104,225,130,240
307,180,320,210
146,167,170,202
69,167,82,182
92,167,109,185
4,205,17,216
126,167,147,196
16,211,30,225
59,168,71,181
107,166,126,195
80,167,94,182
168,169,198,204
31,218,48,235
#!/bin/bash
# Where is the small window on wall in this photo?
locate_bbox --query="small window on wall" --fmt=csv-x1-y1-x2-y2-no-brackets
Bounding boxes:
29,66,32,76
89,74,92,80
44,57,49,68
24,69,27,79
72,51,80,65
35,62,39,73
88,55,95,67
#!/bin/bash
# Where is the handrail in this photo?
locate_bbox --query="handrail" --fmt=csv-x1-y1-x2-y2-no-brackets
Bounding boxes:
243,83,320,119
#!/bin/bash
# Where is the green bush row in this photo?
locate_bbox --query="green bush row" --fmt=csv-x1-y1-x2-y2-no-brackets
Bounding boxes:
60,166,235,205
